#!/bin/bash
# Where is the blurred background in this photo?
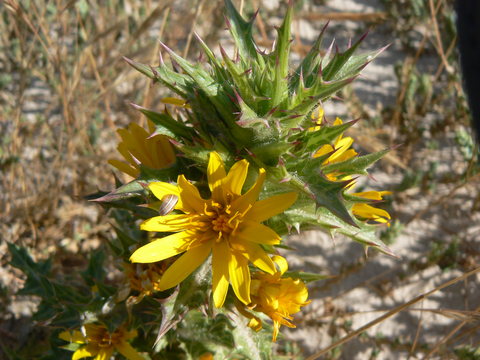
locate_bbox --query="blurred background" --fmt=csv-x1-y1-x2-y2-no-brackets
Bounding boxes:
1,0,479,358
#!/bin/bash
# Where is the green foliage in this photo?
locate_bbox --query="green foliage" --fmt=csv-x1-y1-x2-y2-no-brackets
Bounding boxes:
124,0,390,253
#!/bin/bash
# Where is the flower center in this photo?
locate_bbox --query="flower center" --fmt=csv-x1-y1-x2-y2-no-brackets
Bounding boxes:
205,201,245,239
211,214,233,233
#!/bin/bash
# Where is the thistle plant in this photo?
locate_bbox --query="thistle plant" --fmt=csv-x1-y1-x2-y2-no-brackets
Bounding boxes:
8,1,394,359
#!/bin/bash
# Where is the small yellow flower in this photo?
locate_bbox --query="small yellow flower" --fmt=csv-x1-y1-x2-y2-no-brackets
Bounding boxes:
236,257,310,342
124,261,172,298
351,190,392,225
108,121,176,178
59,323,142,360
130,152,298,308
313,117,358,181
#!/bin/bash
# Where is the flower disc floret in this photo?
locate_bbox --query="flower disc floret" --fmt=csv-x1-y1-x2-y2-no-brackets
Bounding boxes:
130,152,298,308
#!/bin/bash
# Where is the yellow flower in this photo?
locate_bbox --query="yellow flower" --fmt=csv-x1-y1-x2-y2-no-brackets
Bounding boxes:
59,323,142,360
351,190,392,225
108,121,176,178
236,257,310,342
123,261,172,298
130,152,298,308
313,117,357,181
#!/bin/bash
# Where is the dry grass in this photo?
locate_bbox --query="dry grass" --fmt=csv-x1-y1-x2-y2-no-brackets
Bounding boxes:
1,0,479,359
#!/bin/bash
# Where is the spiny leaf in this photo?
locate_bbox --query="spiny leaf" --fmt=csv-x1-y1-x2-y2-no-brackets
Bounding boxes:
290,21,329,90
322,31,368,81
224,0,265,68
270,1,293,108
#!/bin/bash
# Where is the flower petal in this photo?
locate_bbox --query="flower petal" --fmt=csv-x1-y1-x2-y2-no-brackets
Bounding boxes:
228,253,251,305
178,175,205,213
237,242,276,274
245,192,297,223
96,348,114,360
223,159,249,196
140,214,202,232
272,255,288,275
212,241,231,308
235,221,281,245
231,168,266,213
116,341,144,360
352,190,392,200
72,345,98,360
108,159,138,178
130,231,199,263
148,182,186,211
59,330,85,344
352,203,391,222
158,241,212,290
207,152,227,201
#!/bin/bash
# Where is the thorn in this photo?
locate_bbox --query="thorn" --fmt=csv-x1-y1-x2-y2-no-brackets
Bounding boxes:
347,37,352,48
319,20,330,38
149,65,158,77
325,38,335,59
168,138,182,146
232,89,244,104
240,68,252,76
357,29,370,44
122,56,135,66
390,143,402,151
250,8,259,23
294,223,301,234
335,44,340,54
287,113,303,120
267,106,278,116
129,103,143,110
159,41,173,54
158,50,165,66
244,147,256,157
171,59,180,73
224,15,231,30
219,44,229,59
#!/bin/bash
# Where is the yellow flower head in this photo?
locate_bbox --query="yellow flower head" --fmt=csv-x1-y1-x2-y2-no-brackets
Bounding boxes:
59,323,142,360
236,258,311,342
351,190,392,225
130,152,298,308
313,117,358,181
108,121,176,178
124,261,172,298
